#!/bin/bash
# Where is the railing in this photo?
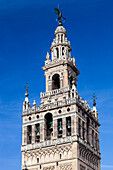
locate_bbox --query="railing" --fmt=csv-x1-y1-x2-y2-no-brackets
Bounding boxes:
40,86,70,98
23,98,77,115
23,93,92,115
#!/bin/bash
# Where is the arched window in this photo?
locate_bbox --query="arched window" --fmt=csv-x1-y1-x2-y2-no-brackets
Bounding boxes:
56,47,59,58
62,47,64,56
61,34,63,42
52,74,60,90
44,113,53,140
70,76,73,89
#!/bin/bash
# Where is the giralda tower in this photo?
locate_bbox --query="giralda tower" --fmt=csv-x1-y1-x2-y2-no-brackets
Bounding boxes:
21,7,101,170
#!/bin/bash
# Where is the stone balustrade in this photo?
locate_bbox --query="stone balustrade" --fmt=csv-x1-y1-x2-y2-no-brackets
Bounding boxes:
23,98,77,115
23,92,96,119
40,86,70,98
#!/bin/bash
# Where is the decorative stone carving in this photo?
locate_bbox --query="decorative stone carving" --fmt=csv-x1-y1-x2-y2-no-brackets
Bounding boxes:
60,163,72,170
79,144,98,167
43,166,55,170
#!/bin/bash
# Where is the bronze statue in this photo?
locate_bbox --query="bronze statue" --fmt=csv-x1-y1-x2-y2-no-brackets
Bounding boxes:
55,8,66,26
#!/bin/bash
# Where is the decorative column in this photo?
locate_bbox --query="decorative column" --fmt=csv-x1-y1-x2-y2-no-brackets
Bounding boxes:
53,119,57,139
23,126,27,145
59,46,62,59
84,122,87,142
32,125,35,144
74,115,78,135
63,34,65,42
48,80,52,91
88,126,92,145
79,118,82,138
71,116,75,136
97,133,100,152
63,69,68,87
81,121,83,139
59,34,61,43
40,121,44,142
60,73,63,88
62,117,66,137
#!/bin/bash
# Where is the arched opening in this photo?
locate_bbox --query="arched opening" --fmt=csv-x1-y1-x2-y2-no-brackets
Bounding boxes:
35,123,40,143
44,113,53,140
27,125,32,144
61,34,63,42
56,47,59,58
58,118,62,138
66,117,71,136
52,74,60,90
70,76,73,89
62,47,64,56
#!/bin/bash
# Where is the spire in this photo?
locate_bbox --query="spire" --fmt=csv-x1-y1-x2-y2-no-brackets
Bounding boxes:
92,93,98,120
23,83,30,111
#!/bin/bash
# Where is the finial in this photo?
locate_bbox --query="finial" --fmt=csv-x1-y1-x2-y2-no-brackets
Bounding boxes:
55,6,66,26
92,93,97,106
73,56,76,65
46,52,50,60
33,100,36,107
24,83,29,97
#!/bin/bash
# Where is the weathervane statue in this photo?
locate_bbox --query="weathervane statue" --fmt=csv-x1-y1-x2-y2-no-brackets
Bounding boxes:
92,93,97,106
55,5,66,26
24,83,29,96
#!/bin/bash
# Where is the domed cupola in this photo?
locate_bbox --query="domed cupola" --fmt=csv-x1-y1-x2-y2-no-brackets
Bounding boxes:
54,26,67,36
50,25,72,61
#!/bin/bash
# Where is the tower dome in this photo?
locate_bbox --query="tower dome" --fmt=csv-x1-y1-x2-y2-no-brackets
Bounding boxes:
50,25,72,61
54,26,67,36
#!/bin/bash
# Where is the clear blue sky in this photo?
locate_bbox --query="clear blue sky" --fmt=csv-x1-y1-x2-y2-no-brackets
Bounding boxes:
0,0,113,169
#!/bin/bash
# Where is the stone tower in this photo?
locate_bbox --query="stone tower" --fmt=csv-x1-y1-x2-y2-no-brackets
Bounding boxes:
21,13,101,170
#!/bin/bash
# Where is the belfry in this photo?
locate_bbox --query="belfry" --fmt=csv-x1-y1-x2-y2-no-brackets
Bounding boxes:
21,8,101,170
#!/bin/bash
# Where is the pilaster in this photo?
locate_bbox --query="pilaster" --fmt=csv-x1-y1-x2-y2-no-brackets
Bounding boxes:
23,126,27,145
62,117,66,137
40,122,44,142
53,119,57,139
71,116,75,136
32,125,35,144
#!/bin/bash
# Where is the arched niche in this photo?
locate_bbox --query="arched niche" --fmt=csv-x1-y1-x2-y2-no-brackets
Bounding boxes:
52,74,60,90
44,113,53,140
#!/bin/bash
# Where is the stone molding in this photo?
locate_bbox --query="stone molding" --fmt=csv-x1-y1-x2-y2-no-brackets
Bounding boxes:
21,136,76,152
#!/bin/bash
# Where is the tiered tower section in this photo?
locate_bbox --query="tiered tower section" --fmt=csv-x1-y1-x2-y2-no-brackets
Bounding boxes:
21,25,101,170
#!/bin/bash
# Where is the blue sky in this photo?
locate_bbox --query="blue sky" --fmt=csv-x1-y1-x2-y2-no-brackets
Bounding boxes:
0,0,113,169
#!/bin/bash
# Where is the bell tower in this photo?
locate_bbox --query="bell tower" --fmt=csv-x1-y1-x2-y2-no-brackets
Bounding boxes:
21,8,101,170
42,25,79,103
